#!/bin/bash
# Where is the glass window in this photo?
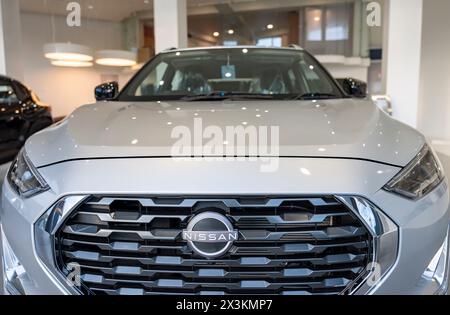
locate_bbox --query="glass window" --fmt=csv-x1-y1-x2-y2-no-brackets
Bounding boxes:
135,62,168,96
120,48,344,102
298,59,333,93
0,84,19,104
257,37,282,47
306,8,323,41
325,6,350,41
186,1,356,58
171,70,184,91
303,4,353,56
223,40,238,47
13,82,30,101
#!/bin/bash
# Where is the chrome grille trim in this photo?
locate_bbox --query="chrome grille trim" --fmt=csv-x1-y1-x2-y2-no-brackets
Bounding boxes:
47,195,377,295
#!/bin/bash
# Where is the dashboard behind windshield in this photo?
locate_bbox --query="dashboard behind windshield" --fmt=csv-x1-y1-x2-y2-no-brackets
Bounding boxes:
118,48,344,101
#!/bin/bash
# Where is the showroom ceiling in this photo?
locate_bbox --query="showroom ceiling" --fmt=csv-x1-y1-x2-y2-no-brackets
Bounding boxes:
19,0,259,22
20,0,344,22
20,0,154,21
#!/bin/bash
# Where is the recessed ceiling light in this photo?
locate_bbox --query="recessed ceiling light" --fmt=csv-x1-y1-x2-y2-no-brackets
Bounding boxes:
267,24,274,30
227,29,235,35
213,32,220,37
314,16,321,22
242,48,248,53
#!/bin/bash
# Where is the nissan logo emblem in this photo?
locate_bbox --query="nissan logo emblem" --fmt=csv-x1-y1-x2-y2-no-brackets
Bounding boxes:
182,212,238,258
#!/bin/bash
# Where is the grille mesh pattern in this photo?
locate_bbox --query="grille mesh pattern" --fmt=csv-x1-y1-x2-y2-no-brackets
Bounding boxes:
55,196,373,295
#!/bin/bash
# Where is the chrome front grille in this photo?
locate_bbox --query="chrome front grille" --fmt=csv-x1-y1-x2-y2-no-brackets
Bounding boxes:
54,196,373,295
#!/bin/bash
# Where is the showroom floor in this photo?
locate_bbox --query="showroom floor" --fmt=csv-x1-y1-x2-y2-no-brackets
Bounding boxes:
0,151,449,295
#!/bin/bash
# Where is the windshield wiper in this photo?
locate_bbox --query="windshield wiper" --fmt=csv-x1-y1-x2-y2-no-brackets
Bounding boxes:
292,93,340,100
181,92,275,102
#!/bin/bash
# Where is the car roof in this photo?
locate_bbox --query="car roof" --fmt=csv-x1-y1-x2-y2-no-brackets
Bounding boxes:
0,75,15,82
0,75,27,87
159,45,304,54
0,75,31,92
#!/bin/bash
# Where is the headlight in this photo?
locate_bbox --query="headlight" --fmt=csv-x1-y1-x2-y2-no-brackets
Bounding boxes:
7,149,49,197
384,144,445,200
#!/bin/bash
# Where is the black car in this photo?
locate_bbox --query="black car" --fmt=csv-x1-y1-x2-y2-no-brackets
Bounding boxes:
0,75,52,164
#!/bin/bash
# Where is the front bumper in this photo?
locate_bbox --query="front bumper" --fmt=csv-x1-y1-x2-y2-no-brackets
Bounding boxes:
1,158,450,295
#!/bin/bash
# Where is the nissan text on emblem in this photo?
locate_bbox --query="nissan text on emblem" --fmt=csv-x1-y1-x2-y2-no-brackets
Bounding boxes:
182,212,238,258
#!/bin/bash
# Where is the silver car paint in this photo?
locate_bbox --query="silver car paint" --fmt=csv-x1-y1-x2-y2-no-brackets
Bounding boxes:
1,156,449,294
370,182,450,294
26,99,424,168
0,45,448,295
37,158,399,197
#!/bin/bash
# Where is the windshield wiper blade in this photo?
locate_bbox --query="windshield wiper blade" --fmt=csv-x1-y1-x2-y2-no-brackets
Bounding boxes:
293,93,339,100
181,92,275,102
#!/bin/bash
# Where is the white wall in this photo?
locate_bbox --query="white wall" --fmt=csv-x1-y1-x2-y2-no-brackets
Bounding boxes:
21,12,133,118
316,55,370,82
417,0,450,142
323,64,369,82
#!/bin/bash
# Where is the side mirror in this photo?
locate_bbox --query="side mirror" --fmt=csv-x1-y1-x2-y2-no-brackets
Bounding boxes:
336,78,367,98
95,81,119,101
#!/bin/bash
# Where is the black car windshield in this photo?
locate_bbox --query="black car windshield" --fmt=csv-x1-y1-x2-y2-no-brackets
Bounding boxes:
118,48,345,102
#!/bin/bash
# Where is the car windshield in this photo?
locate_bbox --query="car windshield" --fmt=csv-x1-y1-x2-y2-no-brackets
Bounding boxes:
118,48,345,102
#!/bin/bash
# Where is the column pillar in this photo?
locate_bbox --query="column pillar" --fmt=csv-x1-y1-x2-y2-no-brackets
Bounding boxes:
352,0,362,57
154,0,188,54
0,0,24,80
417,0,450,141
384,0,423,127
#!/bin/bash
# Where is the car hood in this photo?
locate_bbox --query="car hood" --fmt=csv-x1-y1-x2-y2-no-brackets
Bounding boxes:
26,99,425,168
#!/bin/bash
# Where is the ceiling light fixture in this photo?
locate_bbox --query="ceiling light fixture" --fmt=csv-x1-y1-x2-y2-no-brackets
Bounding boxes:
44,43,94,62
50,60,93,68
227,29,235,35
95,50,137,67
213,32,220,37
266,24,274,30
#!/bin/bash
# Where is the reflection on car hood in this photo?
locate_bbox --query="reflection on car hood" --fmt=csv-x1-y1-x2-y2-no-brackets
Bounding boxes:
26,99,425,168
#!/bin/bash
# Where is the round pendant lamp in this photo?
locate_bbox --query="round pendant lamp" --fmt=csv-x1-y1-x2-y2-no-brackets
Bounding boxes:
51,60,94,68
95,50,137,67
44,43,94,62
